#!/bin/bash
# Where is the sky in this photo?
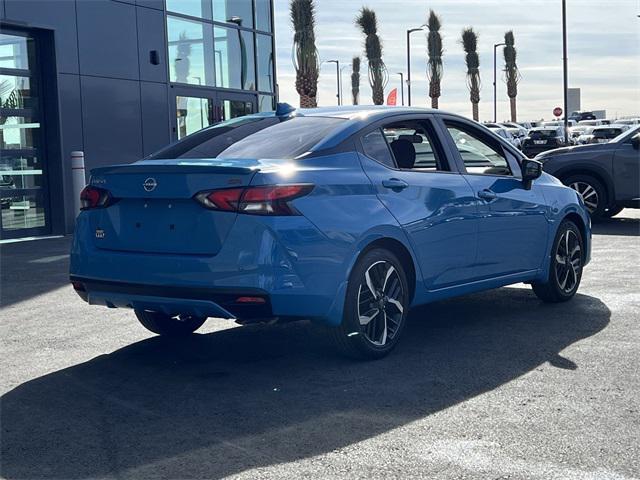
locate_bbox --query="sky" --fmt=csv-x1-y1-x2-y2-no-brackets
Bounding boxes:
272,0,640,121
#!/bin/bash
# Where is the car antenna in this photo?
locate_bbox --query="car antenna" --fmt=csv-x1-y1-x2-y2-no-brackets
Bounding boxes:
275,103,298,117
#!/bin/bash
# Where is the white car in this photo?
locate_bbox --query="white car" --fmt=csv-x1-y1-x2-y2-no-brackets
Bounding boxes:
586,125,630,144
578,119,602,127
616,118,640,126
488,126,520,149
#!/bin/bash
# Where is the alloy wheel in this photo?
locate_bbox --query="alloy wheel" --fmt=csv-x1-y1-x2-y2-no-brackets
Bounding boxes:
554,229,582,294
569,181,599,213
357,261,405,346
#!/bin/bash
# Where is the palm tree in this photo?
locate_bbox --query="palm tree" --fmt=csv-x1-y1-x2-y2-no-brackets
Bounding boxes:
503,30,521,122
461,27,481,121
351,56,361,105
356,7,387,105
291,0,319,108
426,10,443,109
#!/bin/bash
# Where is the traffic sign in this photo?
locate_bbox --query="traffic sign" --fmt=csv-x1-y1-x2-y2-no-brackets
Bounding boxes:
553,107,563,117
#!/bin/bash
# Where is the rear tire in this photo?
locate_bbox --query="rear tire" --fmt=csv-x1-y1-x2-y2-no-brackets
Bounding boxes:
135,310,206,337
532,220,584,303
564,174,607,220
328,248,410,360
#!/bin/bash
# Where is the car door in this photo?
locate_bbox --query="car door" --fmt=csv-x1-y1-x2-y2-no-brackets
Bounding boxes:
438,115,549,279
357,115,479,291
612,131,640,203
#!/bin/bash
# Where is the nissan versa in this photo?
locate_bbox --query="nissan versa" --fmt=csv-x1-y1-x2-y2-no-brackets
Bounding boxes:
70,106,591,359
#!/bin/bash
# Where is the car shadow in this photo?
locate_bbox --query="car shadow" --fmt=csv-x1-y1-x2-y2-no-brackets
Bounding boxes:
592,214,639,237
0,236,71,307
0,288,610,479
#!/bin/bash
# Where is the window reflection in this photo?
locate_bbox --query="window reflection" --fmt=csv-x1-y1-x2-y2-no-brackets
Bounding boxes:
254,0,272,32
213,0,253,28
0,75,33,110
176,95,215,139
0,34,32,70
256,34,274,93
165,0,213,20
258,94,274,112
214,26,255,90
222,100,254,121
1,194,45,231
167,16,215,86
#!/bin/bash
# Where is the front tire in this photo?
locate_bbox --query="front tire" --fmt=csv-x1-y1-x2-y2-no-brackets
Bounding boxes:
328,248,410,359
135,310,206,337
532,220,584,303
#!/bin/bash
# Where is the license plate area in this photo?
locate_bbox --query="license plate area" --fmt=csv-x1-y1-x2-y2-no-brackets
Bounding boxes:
90,198,236,255
534,140,547,145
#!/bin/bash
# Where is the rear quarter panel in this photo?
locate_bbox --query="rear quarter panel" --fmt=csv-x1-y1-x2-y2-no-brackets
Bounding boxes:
251,152,422,324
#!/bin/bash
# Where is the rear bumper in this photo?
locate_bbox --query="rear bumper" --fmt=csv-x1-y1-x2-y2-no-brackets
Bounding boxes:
70,211,351,325
70,276,273,320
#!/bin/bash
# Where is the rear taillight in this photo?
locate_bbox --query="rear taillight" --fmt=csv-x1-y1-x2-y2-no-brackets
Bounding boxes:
194,184,314,216
80,185,113,210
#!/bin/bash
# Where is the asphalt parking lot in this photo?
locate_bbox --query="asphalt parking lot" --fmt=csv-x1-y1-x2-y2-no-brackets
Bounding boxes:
1,211,639,480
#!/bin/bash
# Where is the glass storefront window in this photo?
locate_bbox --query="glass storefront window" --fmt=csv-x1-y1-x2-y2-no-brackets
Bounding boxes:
1,194,46,231
0,116,40,150
167,16,215,86
0,34,33,69
166,0,213,19
0,75,33,110
213,0,253,28
176,95,215,139
256,34,274,93
222,99,254,121
214,26,255,91
254,0,272,32
258,94,274,112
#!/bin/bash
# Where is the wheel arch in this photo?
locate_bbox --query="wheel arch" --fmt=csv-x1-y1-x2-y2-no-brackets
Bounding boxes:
357,237,418,304
563,212,588,260
555,166,615,208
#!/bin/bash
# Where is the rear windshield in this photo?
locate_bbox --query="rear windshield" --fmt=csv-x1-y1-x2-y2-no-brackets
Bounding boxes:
148,116,345,160
529,129,558,139
593,128,623,138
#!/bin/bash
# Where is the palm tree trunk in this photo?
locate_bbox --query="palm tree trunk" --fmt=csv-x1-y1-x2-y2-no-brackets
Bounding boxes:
299,94,317,108
510,97,517,122
431,97,438,109
472,102,479,121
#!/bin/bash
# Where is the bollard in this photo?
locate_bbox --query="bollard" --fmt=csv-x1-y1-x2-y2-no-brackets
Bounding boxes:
70,151,86,216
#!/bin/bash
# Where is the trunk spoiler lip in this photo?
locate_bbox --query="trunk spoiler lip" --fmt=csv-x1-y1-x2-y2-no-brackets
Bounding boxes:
90,158,289,176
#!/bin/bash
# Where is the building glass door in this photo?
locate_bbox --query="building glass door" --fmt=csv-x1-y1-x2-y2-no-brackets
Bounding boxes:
172,87,256,140
0,31,50,239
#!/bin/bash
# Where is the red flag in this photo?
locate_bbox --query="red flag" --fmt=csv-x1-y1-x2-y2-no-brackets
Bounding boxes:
386,88,397,106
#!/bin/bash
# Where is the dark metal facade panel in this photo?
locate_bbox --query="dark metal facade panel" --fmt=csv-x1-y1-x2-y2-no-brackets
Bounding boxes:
80,75,143,168
140,81,170,156
136,5,167,84
76,0,139,80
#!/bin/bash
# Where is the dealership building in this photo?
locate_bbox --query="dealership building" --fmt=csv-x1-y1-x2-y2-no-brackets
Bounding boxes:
0,0,276,240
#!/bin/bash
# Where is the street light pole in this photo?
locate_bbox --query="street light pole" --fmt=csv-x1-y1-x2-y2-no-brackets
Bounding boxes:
562,0,569,144
406,26,425,106
340,64,352,105
493,42,506,123
397,72,404,105
327,60,340,105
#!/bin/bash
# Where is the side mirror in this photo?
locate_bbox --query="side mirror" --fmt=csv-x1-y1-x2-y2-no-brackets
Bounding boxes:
631,133,640,150
521,158,542,190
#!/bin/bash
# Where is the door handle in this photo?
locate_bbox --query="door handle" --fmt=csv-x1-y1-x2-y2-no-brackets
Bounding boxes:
478,189,498,201
382,178,409,190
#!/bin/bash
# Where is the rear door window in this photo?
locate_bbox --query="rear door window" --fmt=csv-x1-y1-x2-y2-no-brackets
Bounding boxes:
361,129,396,168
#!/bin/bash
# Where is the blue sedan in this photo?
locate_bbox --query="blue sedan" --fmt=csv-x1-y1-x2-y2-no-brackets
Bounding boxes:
70,105,591,359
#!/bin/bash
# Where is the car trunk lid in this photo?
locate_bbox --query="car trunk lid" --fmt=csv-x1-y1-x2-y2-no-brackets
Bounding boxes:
87,159,260,255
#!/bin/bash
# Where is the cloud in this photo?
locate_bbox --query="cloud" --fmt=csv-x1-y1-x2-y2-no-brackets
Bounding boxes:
274,0,640,120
